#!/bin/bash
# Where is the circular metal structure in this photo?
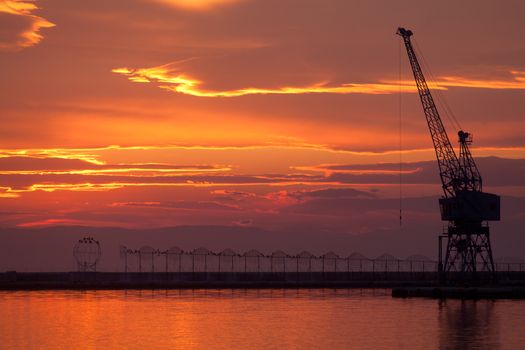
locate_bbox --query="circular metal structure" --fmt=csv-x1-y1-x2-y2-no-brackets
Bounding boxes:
73,237,102,271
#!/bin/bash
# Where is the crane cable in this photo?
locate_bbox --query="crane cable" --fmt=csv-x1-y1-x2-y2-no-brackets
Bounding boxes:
398,37,464,228
398,37,403,227
413,38,463,132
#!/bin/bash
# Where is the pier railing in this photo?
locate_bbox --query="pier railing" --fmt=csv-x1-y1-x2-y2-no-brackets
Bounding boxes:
119,246,525,274
119,247,439,274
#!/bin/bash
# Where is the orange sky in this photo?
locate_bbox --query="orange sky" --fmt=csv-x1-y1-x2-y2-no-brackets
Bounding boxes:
0,0,524,261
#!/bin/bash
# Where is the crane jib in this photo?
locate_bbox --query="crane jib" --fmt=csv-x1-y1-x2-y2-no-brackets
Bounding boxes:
396,27,500,222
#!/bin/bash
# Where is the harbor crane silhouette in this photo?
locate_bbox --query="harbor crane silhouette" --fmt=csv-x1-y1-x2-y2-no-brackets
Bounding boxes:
397,28,500,281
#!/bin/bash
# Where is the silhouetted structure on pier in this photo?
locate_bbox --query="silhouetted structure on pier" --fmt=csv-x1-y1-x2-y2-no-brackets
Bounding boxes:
119,245,524,275
397,28,500,281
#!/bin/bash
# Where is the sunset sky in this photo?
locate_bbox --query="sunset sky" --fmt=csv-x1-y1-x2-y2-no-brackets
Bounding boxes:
1,0,524,268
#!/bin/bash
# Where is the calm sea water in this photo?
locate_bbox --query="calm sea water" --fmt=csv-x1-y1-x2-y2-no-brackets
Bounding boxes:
1,289,524,349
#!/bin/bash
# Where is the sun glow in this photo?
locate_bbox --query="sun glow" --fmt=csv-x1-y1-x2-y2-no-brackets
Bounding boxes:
151,0,242,11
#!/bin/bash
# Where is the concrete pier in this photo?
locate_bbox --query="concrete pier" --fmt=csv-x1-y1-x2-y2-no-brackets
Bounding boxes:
1,271,438,290
1,271,524,292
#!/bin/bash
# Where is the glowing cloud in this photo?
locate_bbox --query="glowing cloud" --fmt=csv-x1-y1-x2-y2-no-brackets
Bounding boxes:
112,65,418,97
293,164,424,177
0,0,55,50
113,64,525,98
436,70,525,90
388,71,525,91
0,145,523,201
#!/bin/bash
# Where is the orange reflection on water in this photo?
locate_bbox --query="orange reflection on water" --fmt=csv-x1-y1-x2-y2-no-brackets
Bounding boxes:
2,289,525,349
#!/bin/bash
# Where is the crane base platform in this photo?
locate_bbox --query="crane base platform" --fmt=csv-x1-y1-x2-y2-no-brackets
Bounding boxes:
392,286,525,299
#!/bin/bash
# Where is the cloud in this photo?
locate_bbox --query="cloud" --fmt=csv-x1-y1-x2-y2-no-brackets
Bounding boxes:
294,164,423,176
110,200,240,211
436,71,525,90
388,71,525,91
17,218,90,228
232,219,253,226
299,188,377,199
0,156,230,176
113,63,525,98
0,173,326,195
263,188,377,207
0,186,19,198
280,195,437,217
0,0,55,50
112,64,417,97
320,157,525,187
210,189,256,200
0,153,523,198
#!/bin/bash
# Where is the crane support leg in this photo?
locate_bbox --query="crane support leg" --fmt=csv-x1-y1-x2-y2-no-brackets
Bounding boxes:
441,224,496,283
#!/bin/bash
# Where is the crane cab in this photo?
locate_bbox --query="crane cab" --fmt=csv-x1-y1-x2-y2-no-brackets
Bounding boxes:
439,191,500,222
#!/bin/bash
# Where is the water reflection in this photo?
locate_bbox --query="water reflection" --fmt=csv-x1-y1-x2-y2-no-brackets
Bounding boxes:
0,289,523,349
439,299,499,349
